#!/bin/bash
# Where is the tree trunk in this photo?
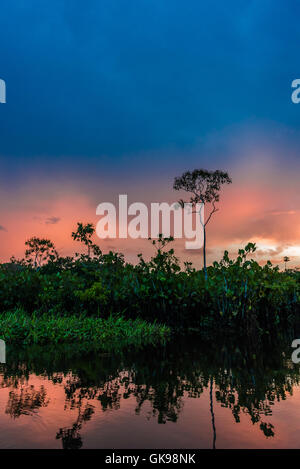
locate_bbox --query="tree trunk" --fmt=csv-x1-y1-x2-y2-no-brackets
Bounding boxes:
209,376,216,449
203,224,207,280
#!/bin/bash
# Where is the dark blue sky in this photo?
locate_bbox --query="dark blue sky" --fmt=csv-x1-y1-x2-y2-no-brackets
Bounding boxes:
1,0,300,264
1,0,300,178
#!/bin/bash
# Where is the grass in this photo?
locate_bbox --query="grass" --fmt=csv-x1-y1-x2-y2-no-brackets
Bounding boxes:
0,309,170,349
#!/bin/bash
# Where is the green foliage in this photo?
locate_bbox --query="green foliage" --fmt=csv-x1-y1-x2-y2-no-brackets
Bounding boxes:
75,279,110,312
1,237,300,336
206,242,299,333
0,309,170,347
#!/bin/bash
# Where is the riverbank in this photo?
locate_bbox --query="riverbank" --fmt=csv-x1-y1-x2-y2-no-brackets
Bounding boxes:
1,241,300,339
0,310,170,349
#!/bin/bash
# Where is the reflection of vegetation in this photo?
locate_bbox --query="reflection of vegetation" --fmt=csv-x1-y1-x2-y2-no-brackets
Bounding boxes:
212,337,299,438
56,403,95,449
1,335,300,447
260,422,274,438
5,385,49,419
209,377,216,449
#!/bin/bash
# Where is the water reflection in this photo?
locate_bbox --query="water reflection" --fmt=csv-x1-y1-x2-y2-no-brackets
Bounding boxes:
0,334,299,449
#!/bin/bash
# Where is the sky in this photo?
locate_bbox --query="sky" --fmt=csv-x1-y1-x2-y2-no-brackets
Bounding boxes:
1,0,300,267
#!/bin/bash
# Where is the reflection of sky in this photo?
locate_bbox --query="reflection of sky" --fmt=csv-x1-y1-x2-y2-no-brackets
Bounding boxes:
1,371,300,448
1,0,300,267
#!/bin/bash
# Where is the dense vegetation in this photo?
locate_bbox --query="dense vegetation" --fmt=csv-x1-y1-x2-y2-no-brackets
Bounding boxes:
0,227,300,345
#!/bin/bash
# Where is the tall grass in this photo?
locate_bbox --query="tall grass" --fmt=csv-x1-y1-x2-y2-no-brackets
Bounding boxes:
0,309,170,348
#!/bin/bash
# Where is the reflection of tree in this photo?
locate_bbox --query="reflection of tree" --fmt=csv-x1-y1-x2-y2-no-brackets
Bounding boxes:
50,338,300,442
211,339,300,438
1,336,300,447
5,385,49,419
260,422,274,438
210,377,216,449
56,403,94,449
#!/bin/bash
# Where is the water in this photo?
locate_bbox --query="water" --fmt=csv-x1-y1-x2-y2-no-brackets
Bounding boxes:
0,335,300,449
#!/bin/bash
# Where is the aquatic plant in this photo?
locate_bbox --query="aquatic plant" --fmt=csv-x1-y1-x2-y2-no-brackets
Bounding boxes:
0,309,170,348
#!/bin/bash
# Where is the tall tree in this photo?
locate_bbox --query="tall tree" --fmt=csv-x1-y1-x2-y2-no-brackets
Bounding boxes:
173,169,232,279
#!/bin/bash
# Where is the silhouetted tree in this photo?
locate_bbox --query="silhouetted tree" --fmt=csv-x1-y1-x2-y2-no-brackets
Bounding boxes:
173,169,232,279
25,237,58,267
283,256,290,271
71,222,101,257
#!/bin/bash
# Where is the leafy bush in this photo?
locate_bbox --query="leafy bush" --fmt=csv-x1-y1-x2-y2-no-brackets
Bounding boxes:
1,239,299,335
